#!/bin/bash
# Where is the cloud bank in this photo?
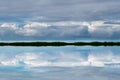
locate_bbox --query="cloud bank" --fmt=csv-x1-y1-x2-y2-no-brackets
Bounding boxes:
0,21,120,41
0,0,120,41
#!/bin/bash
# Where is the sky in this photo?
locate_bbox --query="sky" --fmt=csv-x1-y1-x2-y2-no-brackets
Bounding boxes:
0,0,120,41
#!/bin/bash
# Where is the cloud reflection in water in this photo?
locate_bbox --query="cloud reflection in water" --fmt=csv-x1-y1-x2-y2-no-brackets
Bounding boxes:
0,46,119,80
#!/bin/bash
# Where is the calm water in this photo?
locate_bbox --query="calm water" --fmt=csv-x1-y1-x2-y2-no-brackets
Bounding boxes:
0,46,120,80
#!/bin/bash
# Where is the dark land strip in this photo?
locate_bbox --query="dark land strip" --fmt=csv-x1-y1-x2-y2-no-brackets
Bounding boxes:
0,42,120,46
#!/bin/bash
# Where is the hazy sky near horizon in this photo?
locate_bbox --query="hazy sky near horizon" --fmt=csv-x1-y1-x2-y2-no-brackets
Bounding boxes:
0,0,120,41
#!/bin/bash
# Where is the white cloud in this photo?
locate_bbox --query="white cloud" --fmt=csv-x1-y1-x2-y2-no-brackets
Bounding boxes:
0,23,18,33
88,21,120,38
0,21,120,40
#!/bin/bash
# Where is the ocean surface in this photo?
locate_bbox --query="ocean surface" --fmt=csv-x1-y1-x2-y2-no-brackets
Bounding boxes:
0,46,120,80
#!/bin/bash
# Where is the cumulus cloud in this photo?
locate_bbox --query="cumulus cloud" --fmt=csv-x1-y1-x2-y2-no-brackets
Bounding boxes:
0,0,120,40
0,21,120,40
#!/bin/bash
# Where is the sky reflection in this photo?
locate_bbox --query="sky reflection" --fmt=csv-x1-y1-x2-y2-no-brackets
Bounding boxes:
0,46,119,80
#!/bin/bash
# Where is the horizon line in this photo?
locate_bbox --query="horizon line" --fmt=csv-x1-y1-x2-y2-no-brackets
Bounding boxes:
0,41,120,46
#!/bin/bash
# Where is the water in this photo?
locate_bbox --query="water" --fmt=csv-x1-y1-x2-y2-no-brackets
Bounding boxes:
0,46,120,80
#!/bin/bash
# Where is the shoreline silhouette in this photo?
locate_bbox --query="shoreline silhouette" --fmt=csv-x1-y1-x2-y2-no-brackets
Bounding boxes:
0,42,120,46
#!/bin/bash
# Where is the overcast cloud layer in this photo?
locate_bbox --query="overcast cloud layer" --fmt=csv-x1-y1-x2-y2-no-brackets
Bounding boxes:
0,0,120,41
0,0,120,21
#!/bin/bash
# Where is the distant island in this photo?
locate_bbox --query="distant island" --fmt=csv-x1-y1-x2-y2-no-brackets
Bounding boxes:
0,42,120,46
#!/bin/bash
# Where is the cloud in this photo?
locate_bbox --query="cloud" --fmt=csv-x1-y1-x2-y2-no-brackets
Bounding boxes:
0,21,120,40
0,0,120,21
0,0,120,40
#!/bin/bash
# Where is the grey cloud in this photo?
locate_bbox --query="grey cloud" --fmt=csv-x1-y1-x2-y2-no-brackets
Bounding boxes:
0,0,120,21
